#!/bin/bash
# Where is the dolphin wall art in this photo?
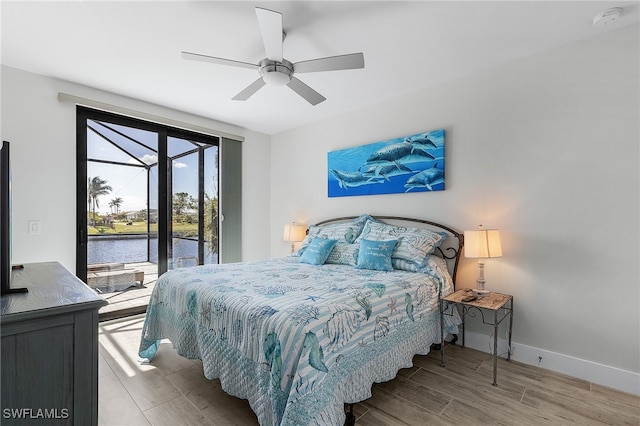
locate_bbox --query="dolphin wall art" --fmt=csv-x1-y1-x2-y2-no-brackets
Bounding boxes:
327,129,445,197
404,162,445,192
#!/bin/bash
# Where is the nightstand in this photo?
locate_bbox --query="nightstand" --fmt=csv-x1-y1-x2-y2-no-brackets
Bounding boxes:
440,289,513,386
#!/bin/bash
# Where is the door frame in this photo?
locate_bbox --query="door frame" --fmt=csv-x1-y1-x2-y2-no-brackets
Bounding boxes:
76,106,220,305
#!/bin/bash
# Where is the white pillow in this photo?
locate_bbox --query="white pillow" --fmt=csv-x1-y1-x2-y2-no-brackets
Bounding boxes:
357,220,447,269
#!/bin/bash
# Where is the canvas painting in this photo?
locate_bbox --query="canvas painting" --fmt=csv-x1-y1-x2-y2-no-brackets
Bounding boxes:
327,129,445,197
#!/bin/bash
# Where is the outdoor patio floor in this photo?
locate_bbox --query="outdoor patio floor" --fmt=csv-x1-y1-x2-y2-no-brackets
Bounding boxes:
98,262,158,316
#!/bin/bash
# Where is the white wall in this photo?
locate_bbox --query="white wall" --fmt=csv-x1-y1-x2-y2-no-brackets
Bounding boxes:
1,65,272,272
270,24,640,392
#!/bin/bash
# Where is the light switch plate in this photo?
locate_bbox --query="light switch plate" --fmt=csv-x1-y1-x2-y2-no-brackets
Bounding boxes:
28,220,41,235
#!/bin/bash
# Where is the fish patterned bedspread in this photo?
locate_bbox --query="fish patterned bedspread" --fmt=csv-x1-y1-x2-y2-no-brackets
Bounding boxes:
139,256,460,426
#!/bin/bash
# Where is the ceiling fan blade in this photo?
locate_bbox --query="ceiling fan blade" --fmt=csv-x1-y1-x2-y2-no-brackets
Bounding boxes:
255,7,283,62
293,52,364,73
182,51,258,70
287,77,326,106
232,78,266,101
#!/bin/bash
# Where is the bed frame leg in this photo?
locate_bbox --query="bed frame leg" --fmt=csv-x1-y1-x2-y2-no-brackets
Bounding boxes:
345,404,355,426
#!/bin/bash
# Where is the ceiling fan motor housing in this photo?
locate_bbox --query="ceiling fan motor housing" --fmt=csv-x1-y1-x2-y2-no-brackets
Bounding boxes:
259,58,293,86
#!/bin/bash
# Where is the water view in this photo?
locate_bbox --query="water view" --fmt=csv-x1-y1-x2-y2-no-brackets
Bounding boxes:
88,235,218,266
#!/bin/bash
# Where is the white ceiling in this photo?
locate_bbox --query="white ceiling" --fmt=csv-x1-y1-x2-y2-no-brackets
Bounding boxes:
2,1,638,135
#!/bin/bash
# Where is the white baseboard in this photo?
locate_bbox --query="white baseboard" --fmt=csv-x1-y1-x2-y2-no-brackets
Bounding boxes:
456,331,640,396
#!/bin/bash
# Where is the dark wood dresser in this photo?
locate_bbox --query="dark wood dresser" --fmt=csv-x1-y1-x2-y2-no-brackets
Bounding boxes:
1,262,107,425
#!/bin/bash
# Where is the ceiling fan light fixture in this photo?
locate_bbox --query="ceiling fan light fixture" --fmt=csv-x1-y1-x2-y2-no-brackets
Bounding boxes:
262,71,291,86
260,59,293,86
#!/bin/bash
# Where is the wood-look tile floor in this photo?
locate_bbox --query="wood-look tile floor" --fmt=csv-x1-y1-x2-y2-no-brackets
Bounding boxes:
99,316,640,426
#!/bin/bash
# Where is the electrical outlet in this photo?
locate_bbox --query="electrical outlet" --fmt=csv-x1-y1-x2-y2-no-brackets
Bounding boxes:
538,356,543,365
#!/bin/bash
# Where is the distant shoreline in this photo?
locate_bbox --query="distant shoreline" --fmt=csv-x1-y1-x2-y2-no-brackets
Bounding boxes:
88,234,156,240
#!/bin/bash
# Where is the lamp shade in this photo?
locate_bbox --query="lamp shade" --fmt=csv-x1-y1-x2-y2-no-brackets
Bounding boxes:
464,227,502,258
283,224,306,242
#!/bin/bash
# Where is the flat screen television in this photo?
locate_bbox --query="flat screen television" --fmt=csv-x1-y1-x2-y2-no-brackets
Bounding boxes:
1,141,27,294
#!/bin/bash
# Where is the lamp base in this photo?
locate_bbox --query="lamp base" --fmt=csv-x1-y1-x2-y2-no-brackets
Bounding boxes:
473,289,490,297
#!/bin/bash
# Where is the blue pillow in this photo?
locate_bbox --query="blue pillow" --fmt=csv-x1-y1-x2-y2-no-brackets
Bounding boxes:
356,239,398,271
299,237,338,265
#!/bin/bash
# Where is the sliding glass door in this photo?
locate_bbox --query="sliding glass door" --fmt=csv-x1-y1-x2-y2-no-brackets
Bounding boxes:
77,107,220,319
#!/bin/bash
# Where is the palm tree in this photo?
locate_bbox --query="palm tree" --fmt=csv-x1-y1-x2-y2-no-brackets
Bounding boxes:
87,176,112,226
110,197,123,214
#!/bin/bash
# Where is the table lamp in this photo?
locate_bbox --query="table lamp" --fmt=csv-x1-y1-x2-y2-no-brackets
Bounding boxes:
283,223,306,253
464,225,502,296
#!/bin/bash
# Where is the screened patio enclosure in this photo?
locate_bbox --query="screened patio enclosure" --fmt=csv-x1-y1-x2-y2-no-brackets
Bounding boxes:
83,116,220,316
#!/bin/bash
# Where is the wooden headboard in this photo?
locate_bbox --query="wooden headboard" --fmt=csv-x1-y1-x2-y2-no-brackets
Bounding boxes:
313,215,464,287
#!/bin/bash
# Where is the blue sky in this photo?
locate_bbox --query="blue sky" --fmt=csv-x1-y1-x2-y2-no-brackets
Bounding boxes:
86,122,218,215
88,149,217,215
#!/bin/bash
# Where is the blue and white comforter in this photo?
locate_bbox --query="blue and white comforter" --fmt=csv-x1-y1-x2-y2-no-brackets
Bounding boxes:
139,257,460,425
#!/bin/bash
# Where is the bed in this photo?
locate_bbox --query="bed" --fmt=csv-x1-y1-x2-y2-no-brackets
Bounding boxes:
139,215,463,425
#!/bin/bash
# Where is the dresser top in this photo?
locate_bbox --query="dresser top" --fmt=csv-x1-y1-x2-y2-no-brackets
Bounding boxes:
1,262,107,322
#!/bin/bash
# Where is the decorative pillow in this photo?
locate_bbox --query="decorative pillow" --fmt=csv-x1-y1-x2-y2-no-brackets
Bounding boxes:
297,214,372,257
325,242,359,266
424,255,455,295
356,239,398,271
299,237,338,265
357,220,447,269
391,258,422,272
425,254,449,273
393,254,450,274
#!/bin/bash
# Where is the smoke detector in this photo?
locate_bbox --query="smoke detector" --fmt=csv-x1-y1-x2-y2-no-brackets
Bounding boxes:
593,7,622,26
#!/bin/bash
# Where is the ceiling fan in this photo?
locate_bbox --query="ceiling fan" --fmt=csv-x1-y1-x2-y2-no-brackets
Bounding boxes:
182,7,365,106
